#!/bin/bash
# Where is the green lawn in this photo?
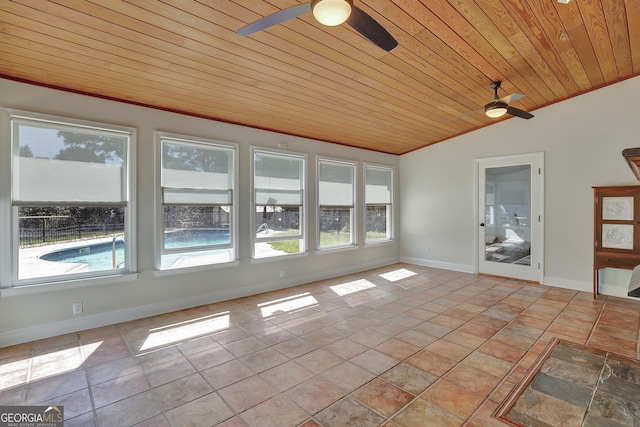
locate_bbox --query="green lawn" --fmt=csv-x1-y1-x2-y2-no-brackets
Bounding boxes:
269,231,351,253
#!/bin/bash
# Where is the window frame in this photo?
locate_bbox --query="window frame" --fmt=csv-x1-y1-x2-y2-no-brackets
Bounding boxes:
0,110,10,290
251,147,307,259
364,163,394,243
317,157,357,250
155,132,238,270
5,109,136,288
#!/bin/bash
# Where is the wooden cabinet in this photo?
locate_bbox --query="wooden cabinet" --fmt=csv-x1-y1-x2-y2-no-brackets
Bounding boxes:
593,185,640,297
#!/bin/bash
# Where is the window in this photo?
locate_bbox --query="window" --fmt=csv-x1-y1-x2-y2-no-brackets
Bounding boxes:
9,110,135,285
159,134,236,269
365,164,393,242
318,158,355,249
253,149,305,258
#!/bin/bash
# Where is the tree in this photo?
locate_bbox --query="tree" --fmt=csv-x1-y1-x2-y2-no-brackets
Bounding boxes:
19,144,34,157
54,131,125,164
163,142,229,172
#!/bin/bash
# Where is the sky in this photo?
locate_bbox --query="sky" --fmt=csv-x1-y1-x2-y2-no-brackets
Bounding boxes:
18,125,65,159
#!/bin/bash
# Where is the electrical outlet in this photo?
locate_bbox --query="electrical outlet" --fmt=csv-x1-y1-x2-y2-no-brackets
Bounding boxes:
279,270,285,278
425,247,431,255
72,302,83,315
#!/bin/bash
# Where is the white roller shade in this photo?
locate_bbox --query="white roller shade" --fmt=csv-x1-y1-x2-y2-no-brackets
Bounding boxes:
162,139,233,205
319,160,355,206
162,169,230,191
163,188,232,205
255,189,303,205
14,157,125,203
12,120,128,204
254,151,304,206
365,166,393,205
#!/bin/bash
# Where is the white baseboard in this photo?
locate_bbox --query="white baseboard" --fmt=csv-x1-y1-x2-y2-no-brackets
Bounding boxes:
399,256,475,274
0,257,399,348
543,275,639,299
542,276,591,293
400,258,601,297
598,283,629,298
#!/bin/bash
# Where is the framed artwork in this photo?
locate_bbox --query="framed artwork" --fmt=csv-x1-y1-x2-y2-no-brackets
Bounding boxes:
601,224,634,249
602,196,634,220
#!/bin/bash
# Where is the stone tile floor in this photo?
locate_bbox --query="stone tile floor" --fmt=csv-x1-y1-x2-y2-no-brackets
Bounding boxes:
500,339,640,426
0,263,639,426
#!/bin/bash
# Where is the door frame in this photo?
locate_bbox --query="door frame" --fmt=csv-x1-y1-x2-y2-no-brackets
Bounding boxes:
475,152,544,283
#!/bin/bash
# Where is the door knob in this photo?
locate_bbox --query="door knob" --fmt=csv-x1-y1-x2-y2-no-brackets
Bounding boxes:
480,223,485,227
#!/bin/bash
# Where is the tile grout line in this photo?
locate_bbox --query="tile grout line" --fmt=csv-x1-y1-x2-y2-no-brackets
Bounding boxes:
581,351,610,427
79,333,99,426
584,294,608,347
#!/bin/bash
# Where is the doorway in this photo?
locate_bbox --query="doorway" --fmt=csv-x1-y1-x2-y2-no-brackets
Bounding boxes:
477,153,544,282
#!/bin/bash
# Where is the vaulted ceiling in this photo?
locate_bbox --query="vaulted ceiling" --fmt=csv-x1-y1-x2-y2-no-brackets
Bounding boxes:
0,1,638,154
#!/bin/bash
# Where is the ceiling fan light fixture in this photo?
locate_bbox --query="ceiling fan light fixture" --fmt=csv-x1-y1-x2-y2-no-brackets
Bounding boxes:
311,0,353,26
485,102,508,118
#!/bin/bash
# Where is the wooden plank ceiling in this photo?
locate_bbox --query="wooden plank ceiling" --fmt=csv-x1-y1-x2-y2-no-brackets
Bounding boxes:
0,0,638,155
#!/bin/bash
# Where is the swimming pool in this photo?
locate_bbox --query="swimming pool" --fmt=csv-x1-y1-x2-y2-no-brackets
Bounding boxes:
40,229,230,271
164,229,230,248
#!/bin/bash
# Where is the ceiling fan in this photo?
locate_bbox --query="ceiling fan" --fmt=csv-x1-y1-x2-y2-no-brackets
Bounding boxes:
484,81,534,119
449,81,534,121
237,0,398,52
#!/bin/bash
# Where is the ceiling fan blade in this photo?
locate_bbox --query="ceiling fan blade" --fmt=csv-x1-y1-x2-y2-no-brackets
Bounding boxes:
507,106,534,119
499,93,525,104
445,108,483,122
346,6,398,51
238,3,311,36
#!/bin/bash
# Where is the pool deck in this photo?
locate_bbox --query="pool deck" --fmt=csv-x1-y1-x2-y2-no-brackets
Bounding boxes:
19,237,115,280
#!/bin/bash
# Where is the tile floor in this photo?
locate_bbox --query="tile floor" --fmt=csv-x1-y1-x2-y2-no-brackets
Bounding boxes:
500,339,640,426
1,263,639,427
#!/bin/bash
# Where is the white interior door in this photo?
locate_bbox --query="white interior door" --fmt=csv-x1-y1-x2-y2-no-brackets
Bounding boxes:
477,153,544,282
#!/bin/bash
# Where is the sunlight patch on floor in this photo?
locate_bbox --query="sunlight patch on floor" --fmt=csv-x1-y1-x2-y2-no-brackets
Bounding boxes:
139,312,230,351
258,293,318,318
379,268,417,282
28,342,100,382
330,279,376,296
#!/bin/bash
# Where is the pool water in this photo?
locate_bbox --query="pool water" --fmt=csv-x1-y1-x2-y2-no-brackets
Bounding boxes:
40,229,230,271
164,229,230,248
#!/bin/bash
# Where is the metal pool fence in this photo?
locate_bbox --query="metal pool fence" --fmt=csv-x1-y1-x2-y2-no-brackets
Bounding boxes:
19,216,124,247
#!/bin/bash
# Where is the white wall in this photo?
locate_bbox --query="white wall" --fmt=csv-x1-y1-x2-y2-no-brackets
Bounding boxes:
0,78,399,346
400,75,640,295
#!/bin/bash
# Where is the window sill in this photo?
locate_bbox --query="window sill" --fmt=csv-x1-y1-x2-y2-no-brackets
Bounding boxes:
153,260,240,277
250,251,309,264
317,245,357,254
364,239,394,246
0,273,139,298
